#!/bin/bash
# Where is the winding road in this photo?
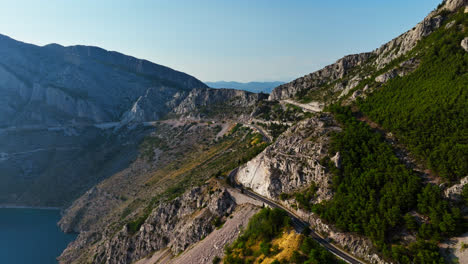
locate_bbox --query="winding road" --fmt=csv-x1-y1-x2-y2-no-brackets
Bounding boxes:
229,168,364,264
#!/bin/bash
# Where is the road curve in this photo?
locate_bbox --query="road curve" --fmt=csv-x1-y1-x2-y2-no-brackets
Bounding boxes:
228,168,364,264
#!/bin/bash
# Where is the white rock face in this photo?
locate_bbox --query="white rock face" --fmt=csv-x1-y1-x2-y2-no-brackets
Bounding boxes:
375,69,398,83
237,158,272,198
444,176,468,201
269,53,373,101
461,37,468,52
281,99,324,112
237,115,341,202
373,15,443,70
338,75,362,98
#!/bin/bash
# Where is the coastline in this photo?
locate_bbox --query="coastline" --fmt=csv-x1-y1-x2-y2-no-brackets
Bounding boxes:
0,205,61,210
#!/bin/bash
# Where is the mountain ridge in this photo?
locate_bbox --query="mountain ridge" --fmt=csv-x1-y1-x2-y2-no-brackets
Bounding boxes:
0,32,209,126
270,0,467,103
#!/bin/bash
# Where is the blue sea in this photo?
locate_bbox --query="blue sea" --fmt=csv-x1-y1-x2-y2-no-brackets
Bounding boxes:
0,208,77,264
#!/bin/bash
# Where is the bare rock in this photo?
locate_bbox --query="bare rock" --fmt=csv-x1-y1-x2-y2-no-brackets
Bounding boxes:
444,176,468,201
442,0,468,12
173,88,267,116
237,114,341,202
461,37,468,52
375,69,398,83
61,185,238,264
445,20,456,29
269,53,373,101
331,152,341,169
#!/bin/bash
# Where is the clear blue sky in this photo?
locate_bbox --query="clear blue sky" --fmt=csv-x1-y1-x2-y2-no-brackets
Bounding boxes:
0,0,441,82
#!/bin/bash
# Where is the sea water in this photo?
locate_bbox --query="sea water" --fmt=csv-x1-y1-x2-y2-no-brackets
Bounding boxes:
0,208,77,264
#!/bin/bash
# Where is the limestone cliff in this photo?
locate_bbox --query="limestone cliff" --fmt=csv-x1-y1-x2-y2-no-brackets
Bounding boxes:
237,114,340,202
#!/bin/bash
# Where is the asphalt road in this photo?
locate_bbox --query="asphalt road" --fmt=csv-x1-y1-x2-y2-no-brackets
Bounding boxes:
229,168,364,264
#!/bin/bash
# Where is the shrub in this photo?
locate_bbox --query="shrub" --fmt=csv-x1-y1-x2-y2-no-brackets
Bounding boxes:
212,256,221,264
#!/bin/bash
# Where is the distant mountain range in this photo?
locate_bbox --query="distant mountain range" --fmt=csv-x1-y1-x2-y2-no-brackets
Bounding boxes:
205,81,285,94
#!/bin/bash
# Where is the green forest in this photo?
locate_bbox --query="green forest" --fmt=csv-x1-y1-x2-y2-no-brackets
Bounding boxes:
310,106,464,263
359,10,468,181
223,208,343,264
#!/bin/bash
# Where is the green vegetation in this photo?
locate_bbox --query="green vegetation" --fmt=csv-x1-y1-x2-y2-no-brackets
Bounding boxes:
212,216,224,229
224,207,344,264
291,237,345,264
294,183,317,211
314,106,422,248
359,10,468,181
308,106,464,262
461,242,468,251
212,256,221,264
258,122,290,139
296,79,343,104
462,184,468,206
140,135,168,161
224,208,291,263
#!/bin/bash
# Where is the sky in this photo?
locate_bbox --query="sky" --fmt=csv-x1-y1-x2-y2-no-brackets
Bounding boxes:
0,0,441,82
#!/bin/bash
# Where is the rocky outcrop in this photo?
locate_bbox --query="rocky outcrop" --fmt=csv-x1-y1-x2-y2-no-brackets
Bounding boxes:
269,0,467,102
237,114,340,202
444,176,468,201
461,37,468,52
120,86,182,124
60,184,237,264
373,15,443,70
173,88,267,115
442,0,468,12
269,53,373,101
375,58,420,83
375,69,399,83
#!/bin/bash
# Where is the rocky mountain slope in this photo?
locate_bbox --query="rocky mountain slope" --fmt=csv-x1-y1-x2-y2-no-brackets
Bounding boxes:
4,0,467,263
237,114,340,202
232,1,467,263
270,0,467,106
0,34,206,126
0,34,266,206
56,115,270,263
